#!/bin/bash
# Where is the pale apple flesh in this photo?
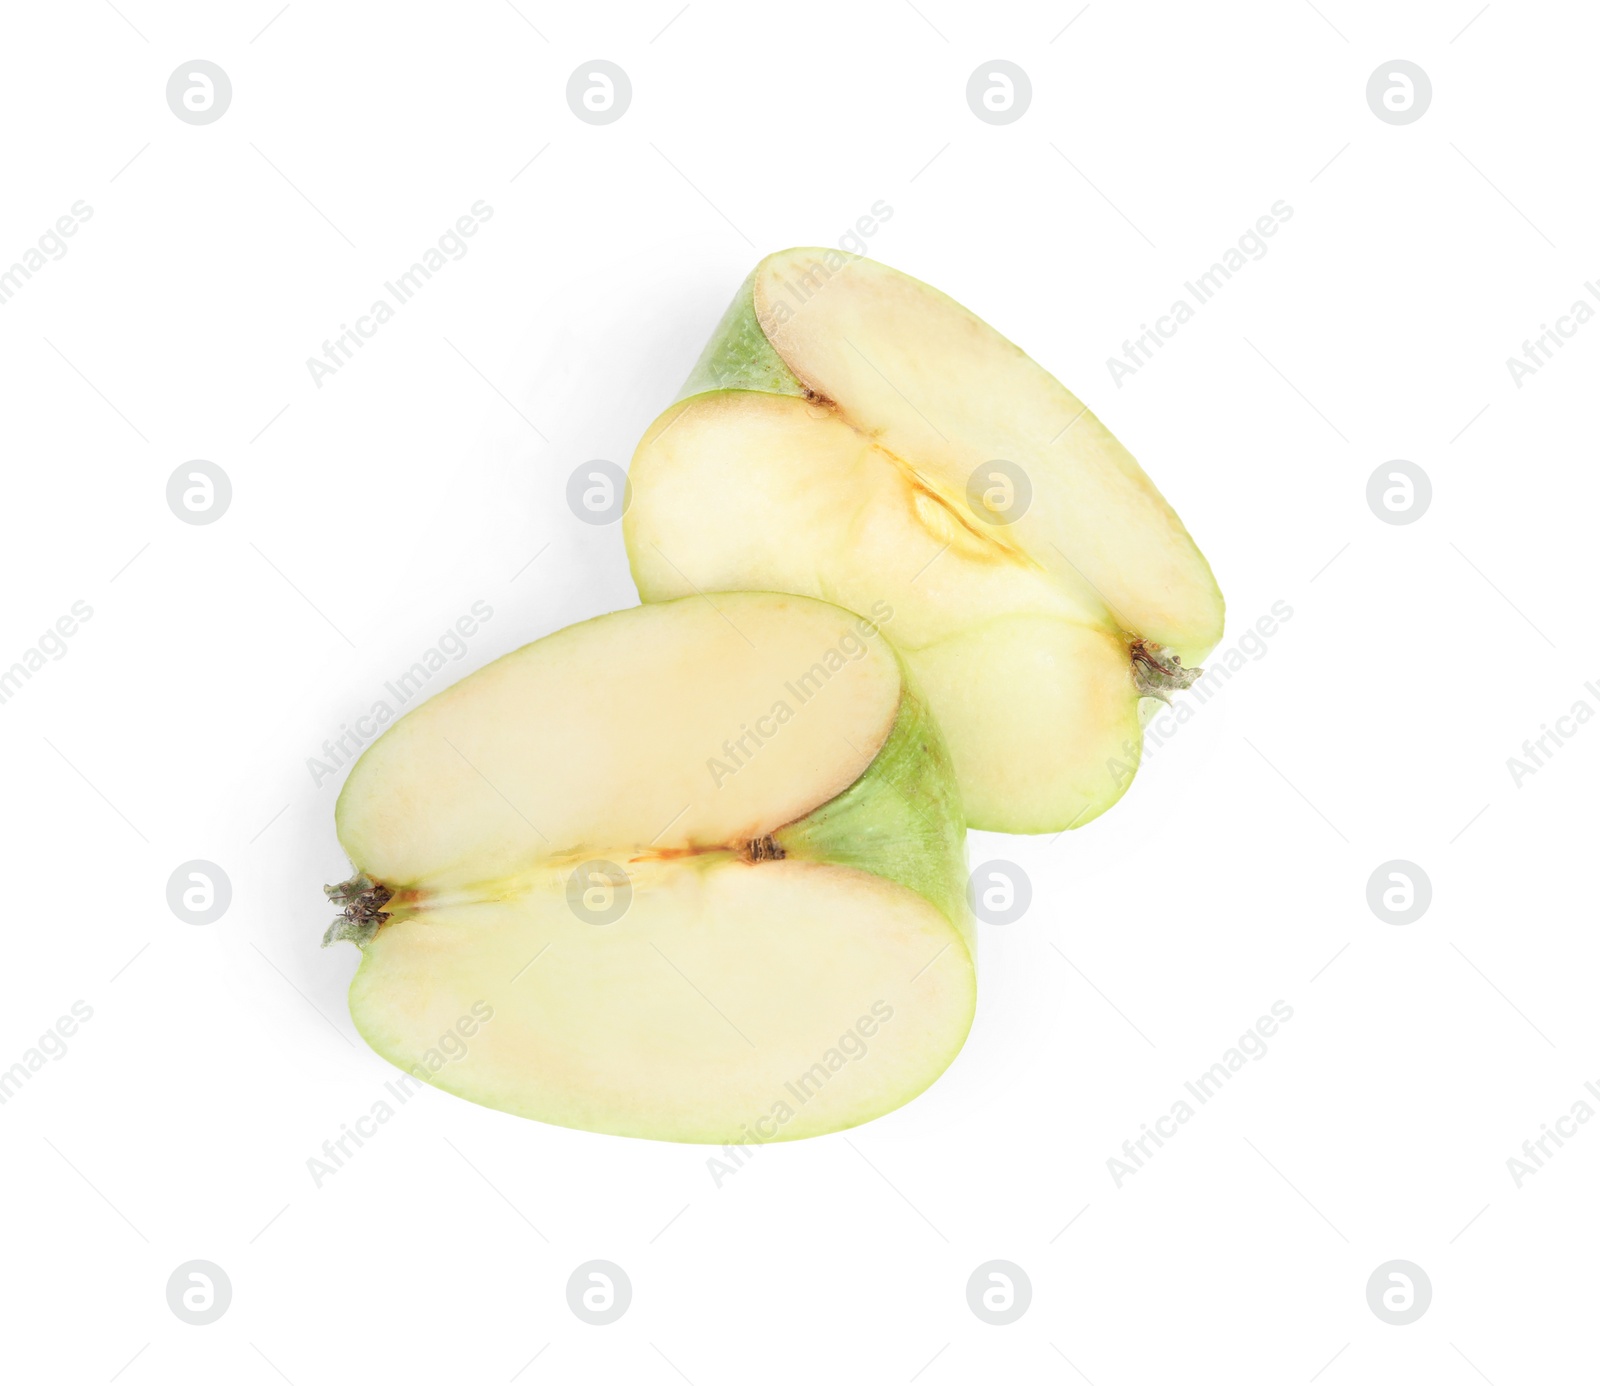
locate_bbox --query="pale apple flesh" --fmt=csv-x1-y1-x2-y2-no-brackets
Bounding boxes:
627,392,1142,832
626,250,1225,833
328,594,974,1143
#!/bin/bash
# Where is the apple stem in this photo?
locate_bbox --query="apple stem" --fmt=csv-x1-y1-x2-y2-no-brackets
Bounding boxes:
322,872,394,947
1129,639,1203,703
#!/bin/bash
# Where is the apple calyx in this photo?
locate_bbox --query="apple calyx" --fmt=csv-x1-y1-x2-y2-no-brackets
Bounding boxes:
323,872,393,947
1129,639,1203,703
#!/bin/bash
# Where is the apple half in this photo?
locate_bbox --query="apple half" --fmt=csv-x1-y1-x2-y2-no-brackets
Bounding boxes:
625,250,1225,833
324,593,974,1143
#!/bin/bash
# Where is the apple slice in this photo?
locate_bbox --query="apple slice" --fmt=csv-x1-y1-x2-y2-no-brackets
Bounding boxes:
325,593,974,1143
625,249,1225,833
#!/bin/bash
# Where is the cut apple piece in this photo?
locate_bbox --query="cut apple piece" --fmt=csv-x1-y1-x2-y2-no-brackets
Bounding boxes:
626,250,1225,833
326,594,974,1143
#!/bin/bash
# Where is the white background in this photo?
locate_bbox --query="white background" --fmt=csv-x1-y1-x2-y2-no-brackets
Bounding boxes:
1,1,1595,1381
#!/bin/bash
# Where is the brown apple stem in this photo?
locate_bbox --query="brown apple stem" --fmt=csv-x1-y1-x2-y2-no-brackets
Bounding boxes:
1129,639,1202,703
323,872,394,947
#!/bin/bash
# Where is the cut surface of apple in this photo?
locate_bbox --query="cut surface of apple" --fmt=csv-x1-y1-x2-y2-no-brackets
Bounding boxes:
326,593,974,1143
625,250,1225,833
